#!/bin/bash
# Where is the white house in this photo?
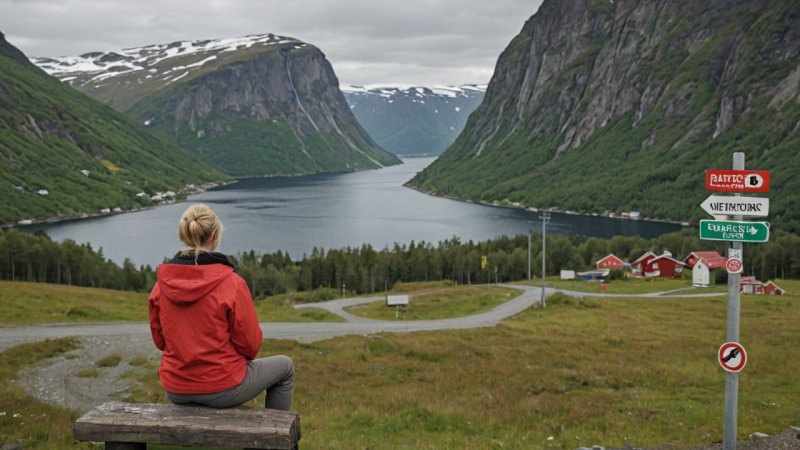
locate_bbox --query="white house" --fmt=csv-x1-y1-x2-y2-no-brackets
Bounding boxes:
692,259,711,287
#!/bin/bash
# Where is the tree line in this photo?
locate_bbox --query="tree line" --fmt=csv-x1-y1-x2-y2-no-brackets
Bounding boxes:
0,229,154,291
1,227,798,297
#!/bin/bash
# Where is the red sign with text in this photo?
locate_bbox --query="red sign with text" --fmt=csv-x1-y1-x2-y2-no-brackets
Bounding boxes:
705,170,770,193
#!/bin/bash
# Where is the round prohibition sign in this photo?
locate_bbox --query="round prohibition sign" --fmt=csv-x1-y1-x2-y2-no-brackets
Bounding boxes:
718,342,747,373
726,258,743,274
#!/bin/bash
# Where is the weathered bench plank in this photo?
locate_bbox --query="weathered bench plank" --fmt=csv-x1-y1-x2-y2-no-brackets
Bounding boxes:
73,401,300,449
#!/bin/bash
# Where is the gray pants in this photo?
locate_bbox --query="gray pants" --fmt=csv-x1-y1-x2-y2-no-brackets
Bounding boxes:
166,355,294,411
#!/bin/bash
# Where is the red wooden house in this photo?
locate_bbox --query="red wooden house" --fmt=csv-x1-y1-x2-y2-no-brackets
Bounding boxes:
596,253,624,270
684,251,727,270
740,276,765,294
741,278,785,295
634,251,686,278
630,251,657,277
764,281,785,295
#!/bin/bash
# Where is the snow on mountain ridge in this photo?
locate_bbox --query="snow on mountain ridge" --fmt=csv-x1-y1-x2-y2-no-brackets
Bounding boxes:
31,33,305,85
341,84,487,98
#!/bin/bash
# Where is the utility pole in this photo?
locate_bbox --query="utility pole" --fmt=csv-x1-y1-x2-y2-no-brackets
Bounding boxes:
540,212,550,307
528,230,532,286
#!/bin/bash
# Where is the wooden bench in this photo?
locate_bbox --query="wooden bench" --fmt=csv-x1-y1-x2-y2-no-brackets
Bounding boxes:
73,401,300,449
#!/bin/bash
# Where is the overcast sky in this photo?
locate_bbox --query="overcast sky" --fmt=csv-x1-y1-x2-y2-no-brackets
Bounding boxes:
0,0,542,86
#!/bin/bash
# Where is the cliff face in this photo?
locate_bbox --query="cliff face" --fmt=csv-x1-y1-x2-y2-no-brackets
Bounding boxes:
410,0,800,230
34,35,400,176
0,32,224,225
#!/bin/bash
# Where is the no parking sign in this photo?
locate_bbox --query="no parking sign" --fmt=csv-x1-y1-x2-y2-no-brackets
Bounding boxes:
718,342,747,373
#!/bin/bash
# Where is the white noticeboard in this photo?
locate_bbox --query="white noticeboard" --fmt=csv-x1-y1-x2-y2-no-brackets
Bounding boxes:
386,295,409,306
560,270,576,280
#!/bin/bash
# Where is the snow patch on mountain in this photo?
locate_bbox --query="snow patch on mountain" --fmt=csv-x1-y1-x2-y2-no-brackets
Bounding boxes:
341,84,487,99
31,34,305,87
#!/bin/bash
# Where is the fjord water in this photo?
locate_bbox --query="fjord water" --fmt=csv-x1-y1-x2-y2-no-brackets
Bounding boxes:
30,157,682,267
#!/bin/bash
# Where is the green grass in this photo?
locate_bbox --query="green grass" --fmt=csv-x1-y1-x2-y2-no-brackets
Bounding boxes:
531,276,729,294
117,291,800,449
343,286,522,320
0,281,342,325
0,281,149,325
255,296,345,323
75,369,101,378
95,355,122,368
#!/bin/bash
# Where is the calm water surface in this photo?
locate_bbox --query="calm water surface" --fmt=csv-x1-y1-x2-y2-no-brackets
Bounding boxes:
29,157,682,267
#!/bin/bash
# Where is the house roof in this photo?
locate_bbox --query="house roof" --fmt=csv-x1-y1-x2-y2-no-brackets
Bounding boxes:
740,276,762,284
650,254,687,266
596,253,623,263
687,251,724,261
764,281,784,291
631,251,657,265
698,257,727,270
685,251,727,269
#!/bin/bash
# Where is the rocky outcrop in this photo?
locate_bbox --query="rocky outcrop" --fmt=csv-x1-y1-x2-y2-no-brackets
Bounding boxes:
410,0,800,230
33,35,400,176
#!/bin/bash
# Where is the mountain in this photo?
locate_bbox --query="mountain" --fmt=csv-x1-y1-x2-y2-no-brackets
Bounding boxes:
341,85,486,156
0,31,225,225
408,0,800,232
33,34,400,176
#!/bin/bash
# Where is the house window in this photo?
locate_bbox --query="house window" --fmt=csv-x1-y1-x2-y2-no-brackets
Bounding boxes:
652,263,659,269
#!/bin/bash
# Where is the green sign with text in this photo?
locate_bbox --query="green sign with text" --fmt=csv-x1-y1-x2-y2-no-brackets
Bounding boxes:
699,220,769,243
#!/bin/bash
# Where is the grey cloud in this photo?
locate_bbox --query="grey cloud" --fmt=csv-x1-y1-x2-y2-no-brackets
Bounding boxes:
0,0,541,84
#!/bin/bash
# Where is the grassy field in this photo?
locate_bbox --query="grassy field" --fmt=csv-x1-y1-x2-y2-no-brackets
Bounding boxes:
514,276,729,295
0,281,340,325
343,285,522,320
3,281,799,449
115,291,800,449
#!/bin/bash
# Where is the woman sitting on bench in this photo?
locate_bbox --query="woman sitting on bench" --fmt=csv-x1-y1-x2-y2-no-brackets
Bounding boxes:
148,203,295,411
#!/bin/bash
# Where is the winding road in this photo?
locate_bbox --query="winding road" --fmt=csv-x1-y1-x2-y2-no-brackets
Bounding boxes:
0,284,725,345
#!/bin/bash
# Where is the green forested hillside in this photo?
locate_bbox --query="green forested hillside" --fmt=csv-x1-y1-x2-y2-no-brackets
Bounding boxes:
409,0,800,232
0,32,225,225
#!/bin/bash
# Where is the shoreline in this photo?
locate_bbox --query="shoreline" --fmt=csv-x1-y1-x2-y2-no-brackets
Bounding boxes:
402,184,692,228
3,180,235,230
2,160,408,230
5,169,690,232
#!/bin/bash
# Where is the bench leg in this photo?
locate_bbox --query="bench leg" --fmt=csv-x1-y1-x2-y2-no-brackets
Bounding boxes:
106,442,146,450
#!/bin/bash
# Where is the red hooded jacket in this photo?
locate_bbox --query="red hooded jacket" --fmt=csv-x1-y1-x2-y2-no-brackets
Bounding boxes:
148,254,262,394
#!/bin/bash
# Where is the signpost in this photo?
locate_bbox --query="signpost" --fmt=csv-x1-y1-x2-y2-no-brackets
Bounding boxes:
718,342,747,373
700,195,769,217
725,258,743,274
705,169,770,192
698,220,769,242
700,154,770,450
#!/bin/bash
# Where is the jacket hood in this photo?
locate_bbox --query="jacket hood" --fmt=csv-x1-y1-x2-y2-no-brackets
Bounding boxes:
156,263,234,304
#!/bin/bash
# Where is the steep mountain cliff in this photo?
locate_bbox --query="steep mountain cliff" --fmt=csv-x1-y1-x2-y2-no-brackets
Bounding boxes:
342,85,486,155
409,0,800,231
0,31,224,225
34,34,400,176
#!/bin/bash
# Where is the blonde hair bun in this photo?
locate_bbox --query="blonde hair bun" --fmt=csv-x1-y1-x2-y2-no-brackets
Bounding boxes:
178,204,224,258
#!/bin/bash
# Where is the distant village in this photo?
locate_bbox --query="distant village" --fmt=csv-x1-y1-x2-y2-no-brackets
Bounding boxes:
12,168,218,226
568,251,784,295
